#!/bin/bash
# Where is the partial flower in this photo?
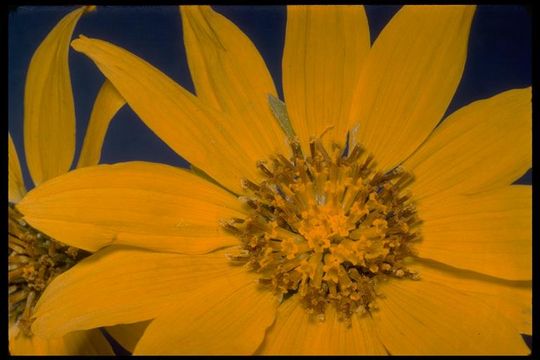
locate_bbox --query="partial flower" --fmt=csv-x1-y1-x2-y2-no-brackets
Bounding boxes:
8,5,126,355
18,5,531,355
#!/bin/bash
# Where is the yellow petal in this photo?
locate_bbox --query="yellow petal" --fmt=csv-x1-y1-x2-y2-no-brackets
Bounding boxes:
106,321,151,353
17,161,244,253
24,6,93,186
32,246,248,338
415,185,531,280
404,88,531,199
181,6,289,159
77,80,125,168
373,278,530,355
349,5,475,170
283,5,370,152
9,324,112,355
257,296,386,355
8,133,26,203
71,35,263,194
134,281,277,355
410,259,532,334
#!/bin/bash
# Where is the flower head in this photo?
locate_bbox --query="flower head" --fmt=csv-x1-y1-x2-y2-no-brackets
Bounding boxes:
8,5,122,355
16,5,531,355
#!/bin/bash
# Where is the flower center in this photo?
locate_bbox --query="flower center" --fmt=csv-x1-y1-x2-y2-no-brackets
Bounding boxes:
8,203,87,337
223,138,422,322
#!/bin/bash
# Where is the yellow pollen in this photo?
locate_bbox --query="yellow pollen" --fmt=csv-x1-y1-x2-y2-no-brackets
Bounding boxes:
8,203,87,337
223,138,422,323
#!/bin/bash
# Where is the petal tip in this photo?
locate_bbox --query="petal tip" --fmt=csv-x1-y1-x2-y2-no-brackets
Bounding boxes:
71,35,89,51
84,5,97,13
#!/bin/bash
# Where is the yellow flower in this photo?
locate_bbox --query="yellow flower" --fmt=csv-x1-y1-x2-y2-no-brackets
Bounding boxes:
16,5,531,355
8,6,125,355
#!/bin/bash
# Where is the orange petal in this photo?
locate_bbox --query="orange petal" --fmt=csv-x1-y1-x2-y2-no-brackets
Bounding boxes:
283,5,370,152
257,295,386,355
9,323,112,355
32,246,247,338
416,185,531,280
373,278,529,355
181,6,289,159
349,5,475,170
410,259,531,334
8,133,26,203
17,161,244,253
105,321,151,353
71,35,264,194
405,87,531,200
24,6,94,185
134,281,277,354
77,80,125,168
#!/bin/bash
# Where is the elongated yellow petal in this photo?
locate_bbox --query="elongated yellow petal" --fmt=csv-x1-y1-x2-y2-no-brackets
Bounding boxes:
415,186,531,280
17,161,244,253
405,88,531,199
411,259,531,334
134,281,277,355
71,35,263,194
24,6,93,186
349,5,475,170
283,5,370,152
181,6,289,160
9,324,112,355
373,279,529,355
32,246,248,338
8,133,26,203
77,80,125,168
106,321,151,353
257,296,386,355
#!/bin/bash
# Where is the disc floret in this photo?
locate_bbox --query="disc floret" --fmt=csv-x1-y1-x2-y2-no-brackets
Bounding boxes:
223,138,422,321
8,204,86,336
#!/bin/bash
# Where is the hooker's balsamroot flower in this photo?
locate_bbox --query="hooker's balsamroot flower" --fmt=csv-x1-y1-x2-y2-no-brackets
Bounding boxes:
17,5,531,355
8,6,127,355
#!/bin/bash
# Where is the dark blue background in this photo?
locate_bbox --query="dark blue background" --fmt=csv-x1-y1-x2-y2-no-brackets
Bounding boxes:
6,5,533,353
8,5,532,191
